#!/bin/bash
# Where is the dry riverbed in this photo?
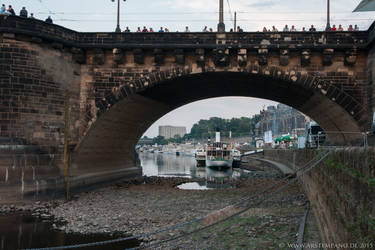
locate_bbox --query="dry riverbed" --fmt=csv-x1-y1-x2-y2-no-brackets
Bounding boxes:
0,176,321,249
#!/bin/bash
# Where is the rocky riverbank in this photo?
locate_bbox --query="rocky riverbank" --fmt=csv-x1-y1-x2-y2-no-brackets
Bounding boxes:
0,176,320,248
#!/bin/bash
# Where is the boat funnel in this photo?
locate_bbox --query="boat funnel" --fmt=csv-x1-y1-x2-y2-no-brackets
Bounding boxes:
215,128,221,142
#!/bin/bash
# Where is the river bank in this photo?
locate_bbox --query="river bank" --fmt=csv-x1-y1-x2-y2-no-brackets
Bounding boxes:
0,176,321,249
0,176,322,249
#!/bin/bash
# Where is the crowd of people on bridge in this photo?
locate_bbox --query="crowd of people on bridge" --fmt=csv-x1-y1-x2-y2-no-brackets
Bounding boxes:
0,4,53,23
262,24,359,32
0,3,361,33
123,23,360,33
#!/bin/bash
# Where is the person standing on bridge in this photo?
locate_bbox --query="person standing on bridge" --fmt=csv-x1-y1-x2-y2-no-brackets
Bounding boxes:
185,26,190,32
45,16,53,24
202,26,208,32
19,7,28,18
283,25,289,32
142,26,148,32
0,4,6,15
7,5,15,15
124,26,130,32
158,27,164,32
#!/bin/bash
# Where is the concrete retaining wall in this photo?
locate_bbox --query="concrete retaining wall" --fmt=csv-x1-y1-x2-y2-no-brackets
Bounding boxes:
262,148,375,245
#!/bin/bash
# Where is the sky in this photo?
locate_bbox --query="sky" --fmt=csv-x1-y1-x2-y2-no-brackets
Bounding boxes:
6,0,374,137
6,0,373,32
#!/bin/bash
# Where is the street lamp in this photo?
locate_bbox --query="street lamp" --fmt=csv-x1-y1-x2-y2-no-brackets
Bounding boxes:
217,0,225,32
325,0,331,31
111,0,126,32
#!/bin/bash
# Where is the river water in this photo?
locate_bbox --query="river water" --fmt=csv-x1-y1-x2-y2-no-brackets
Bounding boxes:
140,152,251,189
0,152,252,249
0,212,140,250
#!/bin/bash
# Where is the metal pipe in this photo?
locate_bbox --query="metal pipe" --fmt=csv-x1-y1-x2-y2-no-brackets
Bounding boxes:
219,0,223,23
234,12,237,31
115,0,121,32
217,0,225,32
326,0,331,31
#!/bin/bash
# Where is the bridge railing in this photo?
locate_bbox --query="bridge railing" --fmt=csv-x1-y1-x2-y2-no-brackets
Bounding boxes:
306,131,372,148
0,15,370,49
0,15,80,43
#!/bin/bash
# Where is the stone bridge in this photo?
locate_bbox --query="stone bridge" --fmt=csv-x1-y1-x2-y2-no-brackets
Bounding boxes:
0,15,374,198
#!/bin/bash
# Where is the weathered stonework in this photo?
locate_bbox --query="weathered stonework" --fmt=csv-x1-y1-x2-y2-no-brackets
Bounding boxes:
112,48,123,64
258,48,268,66
323,49,334,66
261,149,375,246
0,16,374,204
301,49,311,67
279,49,289,66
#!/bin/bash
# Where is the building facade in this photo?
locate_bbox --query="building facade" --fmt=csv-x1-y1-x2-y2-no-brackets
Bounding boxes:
254,104,307,138
158,126,187,139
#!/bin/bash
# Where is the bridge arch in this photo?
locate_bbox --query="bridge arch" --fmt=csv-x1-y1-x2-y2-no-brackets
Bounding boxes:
72,66,367,175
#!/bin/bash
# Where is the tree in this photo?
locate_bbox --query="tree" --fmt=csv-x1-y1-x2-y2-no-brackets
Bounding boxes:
152,136,168,145
187,116,258,139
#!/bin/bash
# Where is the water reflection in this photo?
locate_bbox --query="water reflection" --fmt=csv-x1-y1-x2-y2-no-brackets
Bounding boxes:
140,152,195,177
0,213,139,250
139,152,250,190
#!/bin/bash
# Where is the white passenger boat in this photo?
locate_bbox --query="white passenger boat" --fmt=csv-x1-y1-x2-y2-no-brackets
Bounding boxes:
206,130,233,169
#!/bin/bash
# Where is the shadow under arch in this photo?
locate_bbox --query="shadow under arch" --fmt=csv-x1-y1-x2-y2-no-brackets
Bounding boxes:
71,67,368,176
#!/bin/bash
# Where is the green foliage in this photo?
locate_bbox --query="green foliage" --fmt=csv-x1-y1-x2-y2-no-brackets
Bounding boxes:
189,115,260,139
369,178,375,187
152,136,168,145
167,134,184,144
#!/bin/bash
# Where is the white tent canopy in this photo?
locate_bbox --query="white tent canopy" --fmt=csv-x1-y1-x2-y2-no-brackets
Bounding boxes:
353,0,375,12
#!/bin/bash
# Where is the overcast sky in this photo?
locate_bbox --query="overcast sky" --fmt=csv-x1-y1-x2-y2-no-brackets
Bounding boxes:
7,0,373,32
7,0,374,137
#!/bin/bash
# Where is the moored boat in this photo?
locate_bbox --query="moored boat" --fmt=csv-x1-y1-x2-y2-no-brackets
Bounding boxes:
232,149,241,168
195,148,206,167
206,129,233,169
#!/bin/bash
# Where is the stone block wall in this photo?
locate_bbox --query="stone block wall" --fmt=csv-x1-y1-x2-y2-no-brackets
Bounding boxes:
0,32,81,200
262,148,375,245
